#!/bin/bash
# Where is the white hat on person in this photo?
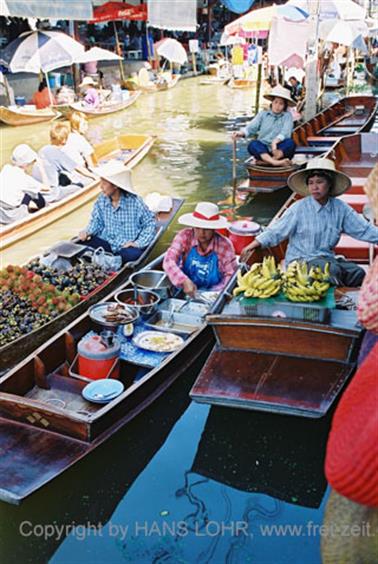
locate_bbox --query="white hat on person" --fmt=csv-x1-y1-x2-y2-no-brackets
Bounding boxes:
264,85,296,107
92,161,136,194
79,76,97,88
11,144,38,166
288,158,351,197
178,202,228,230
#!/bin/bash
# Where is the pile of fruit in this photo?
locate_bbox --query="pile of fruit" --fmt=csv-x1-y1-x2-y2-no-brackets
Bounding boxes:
233,257,331,302
234,256,283,299
26,258,109,297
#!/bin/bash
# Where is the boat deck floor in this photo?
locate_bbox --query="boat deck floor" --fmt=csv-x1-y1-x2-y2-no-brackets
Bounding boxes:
25,382,100,415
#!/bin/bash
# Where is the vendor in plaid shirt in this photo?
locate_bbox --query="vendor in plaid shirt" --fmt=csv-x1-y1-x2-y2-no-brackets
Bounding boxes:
79,162,156,264
163,202,237,297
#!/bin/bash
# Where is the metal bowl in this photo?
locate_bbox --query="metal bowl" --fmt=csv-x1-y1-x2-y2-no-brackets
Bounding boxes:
114,289,160,319
130,270,173,300
89,302,139,330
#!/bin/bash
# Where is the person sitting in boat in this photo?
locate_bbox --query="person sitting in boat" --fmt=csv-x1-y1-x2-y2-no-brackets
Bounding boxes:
163,202,237,298
31,79,56,109
79,76,100,109
232,85,296,167
285,76,303,102
34,123,96,197
62,111,94,169
0,144,51,224
240,158,378,287
79,162,156,264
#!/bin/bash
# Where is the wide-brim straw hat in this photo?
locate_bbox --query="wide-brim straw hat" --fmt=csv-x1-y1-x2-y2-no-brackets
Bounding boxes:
264,85,296,107
79,76,97,88
363,163,378,221
321,489,378,564
179,202,228,230
288,158,351,197
93,161,136,194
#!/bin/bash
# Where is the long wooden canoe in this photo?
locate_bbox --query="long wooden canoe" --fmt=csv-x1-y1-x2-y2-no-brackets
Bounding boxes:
0,134,155,251
228,78,256,89
123,75,180,94
0,198,183,376
0,254,219,504
68,92,141,118
0,106,60,126
243,95,377,193
191,133,377,418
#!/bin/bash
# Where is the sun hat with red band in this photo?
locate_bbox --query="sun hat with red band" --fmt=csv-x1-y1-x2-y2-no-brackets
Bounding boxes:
325,343,378,507
178,202,229,230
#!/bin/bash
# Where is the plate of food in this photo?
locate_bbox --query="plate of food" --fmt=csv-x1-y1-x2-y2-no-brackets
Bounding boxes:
133,331,184,353
89,302,139,327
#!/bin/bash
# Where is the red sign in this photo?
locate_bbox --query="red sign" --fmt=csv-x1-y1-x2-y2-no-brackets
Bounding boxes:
90,2,147,23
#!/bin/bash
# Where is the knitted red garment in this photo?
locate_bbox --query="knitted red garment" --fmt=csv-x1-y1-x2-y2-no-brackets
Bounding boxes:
325,343,378,507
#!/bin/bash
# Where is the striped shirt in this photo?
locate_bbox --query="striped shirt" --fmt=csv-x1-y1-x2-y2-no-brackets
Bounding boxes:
243,110,294,148
357,257,378,333
257,196,378,265
87,192,156,253
163,228,237,290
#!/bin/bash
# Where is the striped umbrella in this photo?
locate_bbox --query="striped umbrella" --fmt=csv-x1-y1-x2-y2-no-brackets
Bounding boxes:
1,30,85,74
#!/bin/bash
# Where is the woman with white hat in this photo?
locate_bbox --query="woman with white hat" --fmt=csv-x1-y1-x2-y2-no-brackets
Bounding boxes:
0,144,51,224
79,162,156,265
240,158,378,287
79,76,100,109
163,202,237,298
232,85,296,167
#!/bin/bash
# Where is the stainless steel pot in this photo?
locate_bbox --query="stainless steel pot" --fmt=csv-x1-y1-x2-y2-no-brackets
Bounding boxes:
130,270,173,300
114,289,160,320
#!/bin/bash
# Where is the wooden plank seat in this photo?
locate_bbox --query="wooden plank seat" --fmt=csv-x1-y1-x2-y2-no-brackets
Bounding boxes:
346,177,368,194
307,136,340,144
340,194,368,213
335,235,374,261
295,146,327,154
323,127,359,135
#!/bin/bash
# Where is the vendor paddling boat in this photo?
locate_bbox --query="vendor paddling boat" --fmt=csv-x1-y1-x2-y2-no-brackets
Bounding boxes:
0,134,155,251
0,254,222,505
0,199,183,375
0,105,60,126
67,92,141,118
191,138,377,418
243,95,377,194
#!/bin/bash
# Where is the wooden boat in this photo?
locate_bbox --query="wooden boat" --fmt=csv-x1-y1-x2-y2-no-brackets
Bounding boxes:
200,76,230,86
123,74,180,94
191,133,376,418
228,78,256,89
243,95,377,193
68,91,141,118
0,254,220,504
0,134,156,251
0,199,183,376
0,105,60,126
191,407,329,507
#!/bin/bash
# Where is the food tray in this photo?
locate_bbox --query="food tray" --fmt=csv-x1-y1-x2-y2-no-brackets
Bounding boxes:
144,310,202,336
133,331,184,353
238,288,335,324
49,241,87,258
89,302,139,327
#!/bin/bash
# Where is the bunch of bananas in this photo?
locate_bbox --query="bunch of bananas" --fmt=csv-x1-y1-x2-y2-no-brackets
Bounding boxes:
282,261,331,302
233,256,283,299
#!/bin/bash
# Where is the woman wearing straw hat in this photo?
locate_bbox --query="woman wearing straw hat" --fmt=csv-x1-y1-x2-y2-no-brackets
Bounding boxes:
240,158,378,287
232,85,296,167
163,202,237,298
79,76,100,109
79,162,156,264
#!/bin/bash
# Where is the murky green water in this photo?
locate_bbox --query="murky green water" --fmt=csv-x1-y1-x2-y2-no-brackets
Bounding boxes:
1,77,336,563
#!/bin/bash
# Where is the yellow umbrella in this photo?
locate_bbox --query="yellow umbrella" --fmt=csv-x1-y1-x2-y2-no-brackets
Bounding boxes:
224,4,308,35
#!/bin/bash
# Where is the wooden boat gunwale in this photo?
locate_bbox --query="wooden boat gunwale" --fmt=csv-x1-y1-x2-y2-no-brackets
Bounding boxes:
68,91,141,118
0,105,60,126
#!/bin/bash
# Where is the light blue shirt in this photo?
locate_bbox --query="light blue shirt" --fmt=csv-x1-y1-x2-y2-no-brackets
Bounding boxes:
87,192,156,253
243,110,294,148
257,196,378,264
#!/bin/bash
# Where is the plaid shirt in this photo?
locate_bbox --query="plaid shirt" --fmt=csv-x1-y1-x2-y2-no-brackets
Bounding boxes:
163,228,237,290
257,196,378,265
87,193,156,253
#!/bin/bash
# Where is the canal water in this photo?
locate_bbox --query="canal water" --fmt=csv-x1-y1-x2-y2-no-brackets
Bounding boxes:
0,77,354,563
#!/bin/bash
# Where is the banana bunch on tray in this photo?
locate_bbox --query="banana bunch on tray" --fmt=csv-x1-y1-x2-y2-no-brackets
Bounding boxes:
282,261,331,302
233,256,283,299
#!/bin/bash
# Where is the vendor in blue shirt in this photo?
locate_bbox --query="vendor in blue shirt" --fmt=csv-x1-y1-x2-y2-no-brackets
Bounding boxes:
232,85,296,167
240,158,378,287
79,162,156,264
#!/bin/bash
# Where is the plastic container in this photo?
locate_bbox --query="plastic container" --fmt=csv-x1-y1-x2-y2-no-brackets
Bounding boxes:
15,96,26,106
76,334,121,380
228,220,261,255
49,73,61,88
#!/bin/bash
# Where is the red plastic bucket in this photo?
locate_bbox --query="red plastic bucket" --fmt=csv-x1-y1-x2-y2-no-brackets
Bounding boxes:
77,335,120,380
228,220,261,255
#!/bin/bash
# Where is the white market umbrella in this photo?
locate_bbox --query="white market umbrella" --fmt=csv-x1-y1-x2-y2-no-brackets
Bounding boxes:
1,30,85,73
287,0,366,21
319,19,369,44
156,38,188,65
74,46,121,64
220,32,246,46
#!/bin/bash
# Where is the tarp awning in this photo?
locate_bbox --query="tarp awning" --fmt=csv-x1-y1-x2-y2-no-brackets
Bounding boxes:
90,1,147,23
0,0,93,20
147,0,197,32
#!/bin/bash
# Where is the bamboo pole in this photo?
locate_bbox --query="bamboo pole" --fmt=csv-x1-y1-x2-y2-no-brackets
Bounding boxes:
232,137,237,206
254,62,262,114
304,0,320,121
113,21,126,82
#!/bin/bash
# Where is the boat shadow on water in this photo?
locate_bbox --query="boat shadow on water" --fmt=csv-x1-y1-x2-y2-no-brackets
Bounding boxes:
0,351,211,564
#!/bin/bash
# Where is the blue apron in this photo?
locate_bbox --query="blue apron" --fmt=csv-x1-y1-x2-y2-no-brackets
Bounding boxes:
183,246,222,289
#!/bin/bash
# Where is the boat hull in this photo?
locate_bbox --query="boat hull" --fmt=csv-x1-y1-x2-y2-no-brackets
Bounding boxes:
0,106,59,126
69,91,141,118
